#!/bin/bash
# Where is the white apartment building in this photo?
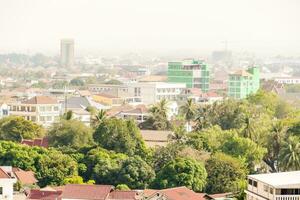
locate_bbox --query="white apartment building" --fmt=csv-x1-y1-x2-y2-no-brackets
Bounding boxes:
246,171,300,200
127,82,186,105
0,167,17,200
9,96,61,127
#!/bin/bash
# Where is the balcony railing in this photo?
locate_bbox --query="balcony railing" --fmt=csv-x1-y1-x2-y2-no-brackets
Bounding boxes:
275,195,300,200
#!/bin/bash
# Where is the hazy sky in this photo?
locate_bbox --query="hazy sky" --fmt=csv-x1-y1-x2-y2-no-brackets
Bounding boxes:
0,0,299,56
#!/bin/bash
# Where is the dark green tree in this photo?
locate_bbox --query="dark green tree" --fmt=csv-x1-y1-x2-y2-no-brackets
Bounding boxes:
205,153,248,194
0,116,45,142
47,119,94,148
153,157,207,192
93,118,147,156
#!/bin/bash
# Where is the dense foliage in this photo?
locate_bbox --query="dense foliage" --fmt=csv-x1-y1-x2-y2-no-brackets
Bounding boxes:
0,90,299,196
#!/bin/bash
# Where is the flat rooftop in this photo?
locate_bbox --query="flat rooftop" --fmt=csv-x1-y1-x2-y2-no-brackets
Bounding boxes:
248,171,300,188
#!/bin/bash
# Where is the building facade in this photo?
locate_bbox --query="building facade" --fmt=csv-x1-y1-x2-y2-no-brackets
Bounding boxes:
60,39,74,68
0,167,17,200
246,171,300,200
168,59,210,92
228,66,260,99
127,82,186,105
9,96,61,127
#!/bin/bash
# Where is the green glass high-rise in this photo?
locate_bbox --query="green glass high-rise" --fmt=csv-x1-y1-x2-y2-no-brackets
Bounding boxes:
167,59,210,92
228,66,260,99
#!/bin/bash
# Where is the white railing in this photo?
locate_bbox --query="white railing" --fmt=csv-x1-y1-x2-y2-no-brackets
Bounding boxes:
275,195,300,200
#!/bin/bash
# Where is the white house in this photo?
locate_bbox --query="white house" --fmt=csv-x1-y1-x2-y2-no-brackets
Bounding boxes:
0,166,17,200
246,171,300,200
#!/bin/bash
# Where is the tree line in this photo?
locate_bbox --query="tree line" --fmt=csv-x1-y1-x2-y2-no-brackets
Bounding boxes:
0,89,299,197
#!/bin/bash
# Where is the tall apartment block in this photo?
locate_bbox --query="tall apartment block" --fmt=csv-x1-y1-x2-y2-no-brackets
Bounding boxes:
60,39,74,68
167,59,210,92
228,66,260,99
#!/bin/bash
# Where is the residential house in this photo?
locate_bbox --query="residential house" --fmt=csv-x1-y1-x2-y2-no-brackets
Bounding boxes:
12,168,38,187
9,96,61,127
26,184,141,200
144,186,206,200
0,166,17,200
114,105,149,123
245,171,300,200
140,130,172,148
21,138,49,148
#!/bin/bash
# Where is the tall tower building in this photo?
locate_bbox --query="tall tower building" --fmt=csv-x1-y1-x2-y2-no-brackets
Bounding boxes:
60,39,74,68
168,59,210,92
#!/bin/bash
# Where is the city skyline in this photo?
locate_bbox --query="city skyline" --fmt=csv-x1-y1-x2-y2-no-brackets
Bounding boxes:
0,0,300,56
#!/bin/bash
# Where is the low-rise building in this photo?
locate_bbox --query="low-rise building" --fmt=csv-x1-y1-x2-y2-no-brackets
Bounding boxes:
127,82,186,105
9,96,61,127
246,171,300,200
0,166,17,200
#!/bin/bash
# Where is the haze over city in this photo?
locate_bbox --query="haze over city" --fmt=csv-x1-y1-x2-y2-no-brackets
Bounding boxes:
1,0,300,56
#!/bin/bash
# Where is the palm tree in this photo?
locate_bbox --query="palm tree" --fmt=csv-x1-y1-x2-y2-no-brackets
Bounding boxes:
180,98,197,131
264,121,288,172
149,99,170,130
279,136,300,171
92,109,107,127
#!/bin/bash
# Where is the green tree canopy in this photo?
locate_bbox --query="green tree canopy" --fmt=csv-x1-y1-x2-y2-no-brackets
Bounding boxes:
47,119,94,148
205,152,248,194
70,78,85,87
93,118,147,156
117,156,155,189
0,116,45,142
153,157,207,192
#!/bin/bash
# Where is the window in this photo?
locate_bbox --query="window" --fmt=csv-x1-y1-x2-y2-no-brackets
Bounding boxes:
0,187,2,195
270,188,274,194
253,181,257,187
46,106,52,111
39,116,45,121
264,185,269,192
40,106,45,112
46,116,52,121
54,106,59,111
248,179,253,185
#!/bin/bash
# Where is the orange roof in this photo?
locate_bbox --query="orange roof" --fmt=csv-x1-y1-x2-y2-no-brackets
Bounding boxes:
0,167,10,179
61,184,113,200
26,189,62,200
21,138,49,148
22,96,58,104
108,191,139,200
145,186,206,200
14,169,37,185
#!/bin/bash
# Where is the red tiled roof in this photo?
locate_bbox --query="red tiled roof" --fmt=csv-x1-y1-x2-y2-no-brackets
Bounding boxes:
22,96,58,104
21,138,49,148
0,167,10,179
107,191,138,200
14,170,37,185
27,189,62,200
61,184,113,200
206,192,232,199
146,187,206,200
